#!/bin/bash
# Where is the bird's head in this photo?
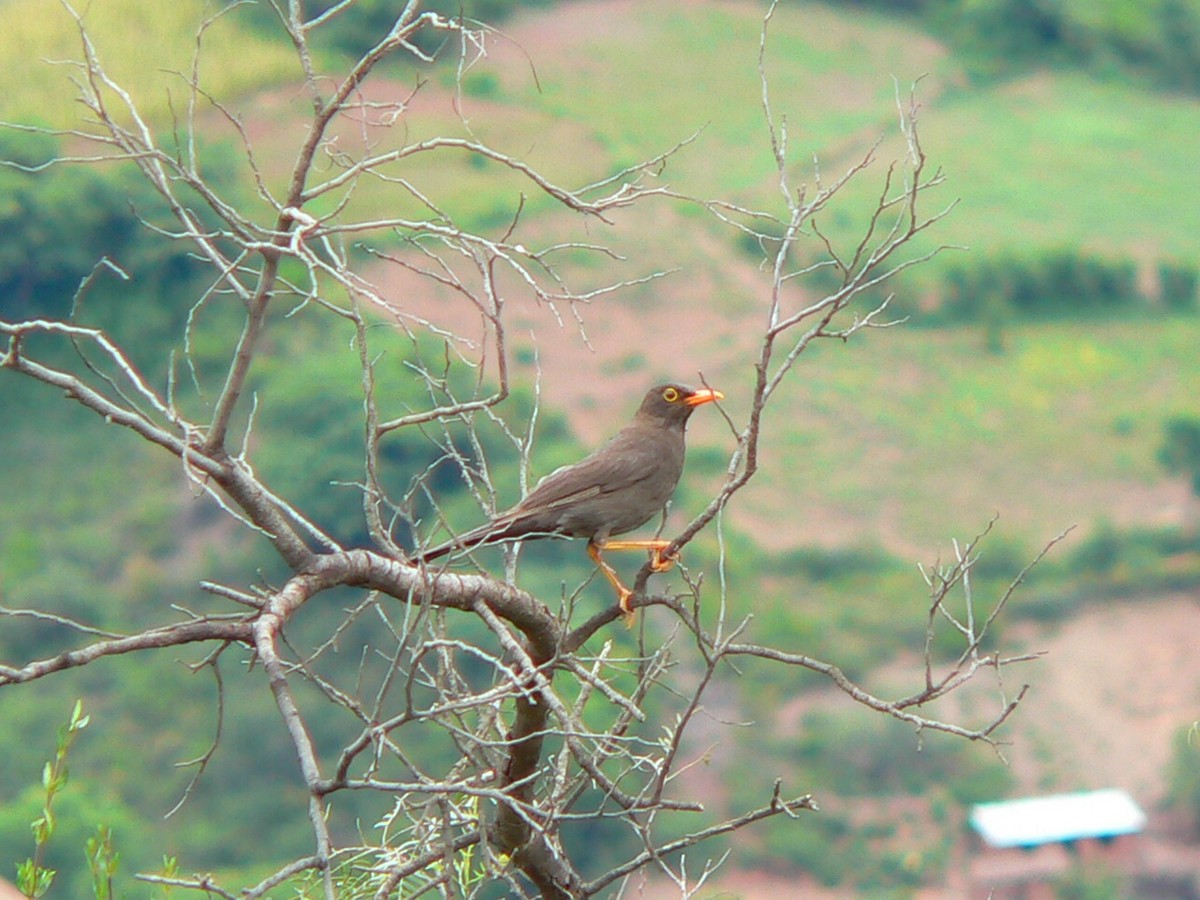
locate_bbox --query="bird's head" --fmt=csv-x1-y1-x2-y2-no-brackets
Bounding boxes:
636,383,724,428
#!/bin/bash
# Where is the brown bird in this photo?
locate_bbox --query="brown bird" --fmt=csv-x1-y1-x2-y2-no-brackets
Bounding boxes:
418,383,723,614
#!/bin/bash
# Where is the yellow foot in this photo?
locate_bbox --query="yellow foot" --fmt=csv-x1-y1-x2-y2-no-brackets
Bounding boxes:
618,588,637,628
649,546,679,573
594,538,678,573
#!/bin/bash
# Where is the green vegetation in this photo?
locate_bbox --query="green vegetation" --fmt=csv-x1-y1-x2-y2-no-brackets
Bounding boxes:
14,701,89,898
743,317,1200,552
242,0,555,57
913,71,1200,265
936,249,1140,324
1166,725,1200,833
915,247,1196,350
1160,260,1200,312
0,0,301,128
1159,416,1200,496
0,129,219,337
2,701,157,899
730,708,1011,889
840,0,1200,92
1053,863,1129,900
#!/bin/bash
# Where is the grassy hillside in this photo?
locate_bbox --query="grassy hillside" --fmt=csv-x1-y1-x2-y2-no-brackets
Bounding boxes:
5,0,1194,562
744,316,1200,553
921,72,1200,264
0,0,300,127
8,1,1192,274
282,0,1197,557
3,0,1200,893
371,1,1200,271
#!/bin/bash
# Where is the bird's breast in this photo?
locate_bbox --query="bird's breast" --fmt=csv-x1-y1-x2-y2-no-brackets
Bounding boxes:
560,429,685,539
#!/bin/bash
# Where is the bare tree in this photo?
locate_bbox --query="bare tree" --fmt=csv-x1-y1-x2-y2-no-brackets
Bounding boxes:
0,2,1053,897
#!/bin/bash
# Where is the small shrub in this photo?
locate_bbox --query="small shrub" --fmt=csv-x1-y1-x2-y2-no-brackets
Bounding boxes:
463,71,500,98
932,248,1146,325
1159,260,1198,312
1166,724,1200,834
1159,417,1200,496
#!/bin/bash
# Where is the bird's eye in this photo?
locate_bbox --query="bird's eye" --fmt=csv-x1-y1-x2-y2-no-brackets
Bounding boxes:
662,387,680,403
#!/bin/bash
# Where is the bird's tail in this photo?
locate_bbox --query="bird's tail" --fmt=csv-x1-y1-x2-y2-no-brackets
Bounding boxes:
416,518,522,563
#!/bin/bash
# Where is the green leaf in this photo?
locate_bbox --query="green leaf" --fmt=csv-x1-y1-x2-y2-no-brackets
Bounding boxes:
16,857,55,899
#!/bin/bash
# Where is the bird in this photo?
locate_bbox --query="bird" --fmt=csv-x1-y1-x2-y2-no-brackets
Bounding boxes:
416,382,723,616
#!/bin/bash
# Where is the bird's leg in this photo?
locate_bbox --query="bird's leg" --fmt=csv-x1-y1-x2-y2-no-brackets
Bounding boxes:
587,540,637,624
596,538,679,573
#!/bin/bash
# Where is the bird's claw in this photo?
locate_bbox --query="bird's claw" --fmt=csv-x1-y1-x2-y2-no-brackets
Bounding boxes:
649,547,679,573
618,588,637,628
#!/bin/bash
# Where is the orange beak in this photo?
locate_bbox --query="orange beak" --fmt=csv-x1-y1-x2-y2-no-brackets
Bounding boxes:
684,387,724,407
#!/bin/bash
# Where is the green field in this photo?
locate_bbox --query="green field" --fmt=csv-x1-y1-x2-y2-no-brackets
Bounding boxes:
0,0,300,127
368,1,1200,271
743,316,1200,553
6,0,1185,274
6,0,1197,255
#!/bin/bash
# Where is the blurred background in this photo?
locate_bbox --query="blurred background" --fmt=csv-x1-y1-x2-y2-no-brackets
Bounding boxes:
1,0,1199,895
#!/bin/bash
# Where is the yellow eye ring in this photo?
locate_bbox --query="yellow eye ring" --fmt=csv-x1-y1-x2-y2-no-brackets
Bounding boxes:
662,387,680,403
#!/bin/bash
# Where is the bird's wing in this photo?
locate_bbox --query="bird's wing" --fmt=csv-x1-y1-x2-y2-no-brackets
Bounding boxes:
515,427,665,513
420,456,627,559
420,423,675,559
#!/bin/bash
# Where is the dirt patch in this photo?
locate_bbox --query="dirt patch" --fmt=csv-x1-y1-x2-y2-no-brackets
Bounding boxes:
1001,595,1200,804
